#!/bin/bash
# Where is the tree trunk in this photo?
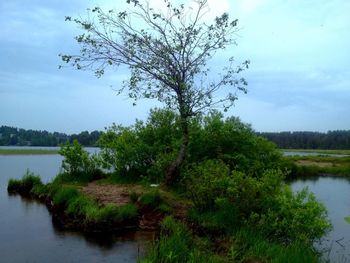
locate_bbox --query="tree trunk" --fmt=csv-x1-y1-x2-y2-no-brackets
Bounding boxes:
165,115,189,186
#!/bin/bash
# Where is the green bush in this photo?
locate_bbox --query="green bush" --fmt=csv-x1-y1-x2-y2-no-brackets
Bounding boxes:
98,108,282,183
248,187,331,244
98,109,181,182
185,160,230,211
188,112,282,176
59,140,101,181
186,161,331,244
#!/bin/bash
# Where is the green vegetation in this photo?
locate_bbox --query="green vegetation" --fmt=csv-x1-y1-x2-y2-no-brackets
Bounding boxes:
7,108,332,261
0,148,59,155
260,130,350,150
8,174,138,229
5,0,338,259
284,155,350,177
99,109,282,184
142,216,224,263
51,185,138,226
8,170,43,194
142,216,319,263
61,0,250,186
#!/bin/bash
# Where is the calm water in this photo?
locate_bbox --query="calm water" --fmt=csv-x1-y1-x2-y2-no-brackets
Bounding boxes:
2,151,350,262
291,177,350,262
0,154,152,263
283,151,349,157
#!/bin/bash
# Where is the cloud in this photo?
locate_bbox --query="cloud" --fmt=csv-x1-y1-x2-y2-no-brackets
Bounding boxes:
1,0,349,133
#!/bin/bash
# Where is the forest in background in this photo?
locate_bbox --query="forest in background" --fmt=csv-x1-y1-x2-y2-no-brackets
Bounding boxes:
1,125,350,149
259,131,350,149
0,126,101,147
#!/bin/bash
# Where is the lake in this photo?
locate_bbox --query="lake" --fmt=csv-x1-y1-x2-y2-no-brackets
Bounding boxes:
291,177,350,262
2,151,350,262
0,154,152,263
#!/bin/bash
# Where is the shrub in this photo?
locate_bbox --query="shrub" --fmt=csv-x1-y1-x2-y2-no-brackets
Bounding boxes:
248,187,332,244
185,160,230,211
188,111,282,176
186,161,331,244
98,109,181,182
59,140,101,180
98,108,282,183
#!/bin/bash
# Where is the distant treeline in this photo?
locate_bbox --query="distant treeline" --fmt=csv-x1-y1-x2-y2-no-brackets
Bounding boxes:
0,126,101,147
258,131,350,150
2,125,350,149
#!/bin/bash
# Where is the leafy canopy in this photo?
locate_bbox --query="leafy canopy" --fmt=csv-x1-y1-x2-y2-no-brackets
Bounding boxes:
61,0,249,116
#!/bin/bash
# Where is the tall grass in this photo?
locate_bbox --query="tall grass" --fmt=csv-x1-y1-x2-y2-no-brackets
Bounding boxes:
230,228,319,263
7,170,43,194
284,155,350,177
142,216,224,263
51,186,138,225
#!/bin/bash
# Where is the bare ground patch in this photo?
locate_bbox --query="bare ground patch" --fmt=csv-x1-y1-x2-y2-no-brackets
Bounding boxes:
81,182,143,206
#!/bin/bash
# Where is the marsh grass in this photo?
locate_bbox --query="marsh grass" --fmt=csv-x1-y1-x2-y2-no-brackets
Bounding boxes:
0,148,59,155
7,170,43,193
285,155,350,176
230,228,319,263
52,186,80,207
139,190,172,213
142,216,224,263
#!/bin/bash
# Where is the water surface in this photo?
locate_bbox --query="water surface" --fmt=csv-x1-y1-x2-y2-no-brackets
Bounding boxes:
291,177,350,262
0,153,151,263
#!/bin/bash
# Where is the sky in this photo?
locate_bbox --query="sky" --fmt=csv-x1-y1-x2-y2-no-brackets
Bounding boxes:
0,0,349,134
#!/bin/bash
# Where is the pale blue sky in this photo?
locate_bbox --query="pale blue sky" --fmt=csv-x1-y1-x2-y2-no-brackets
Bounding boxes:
0,0,349,133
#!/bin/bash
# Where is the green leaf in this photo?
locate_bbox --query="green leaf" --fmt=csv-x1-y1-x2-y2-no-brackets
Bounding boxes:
344,216,350,224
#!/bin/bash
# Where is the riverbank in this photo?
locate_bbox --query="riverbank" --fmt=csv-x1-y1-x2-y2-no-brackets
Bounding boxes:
7,172,189,233
8,170,326,262
284,155,350,177
282,149,350,155
0,148,59,155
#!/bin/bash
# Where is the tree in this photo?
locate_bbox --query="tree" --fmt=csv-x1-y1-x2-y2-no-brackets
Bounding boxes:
60,0,249,186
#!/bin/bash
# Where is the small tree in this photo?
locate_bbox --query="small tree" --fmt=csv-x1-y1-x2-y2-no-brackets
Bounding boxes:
60,0,249,186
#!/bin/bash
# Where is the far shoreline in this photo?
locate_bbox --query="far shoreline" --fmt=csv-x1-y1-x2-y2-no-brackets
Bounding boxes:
0,148,59,155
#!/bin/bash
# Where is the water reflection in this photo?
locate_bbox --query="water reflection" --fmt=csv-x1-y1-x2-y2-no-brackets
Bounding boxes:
0,154,151,263
291,176,350,262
